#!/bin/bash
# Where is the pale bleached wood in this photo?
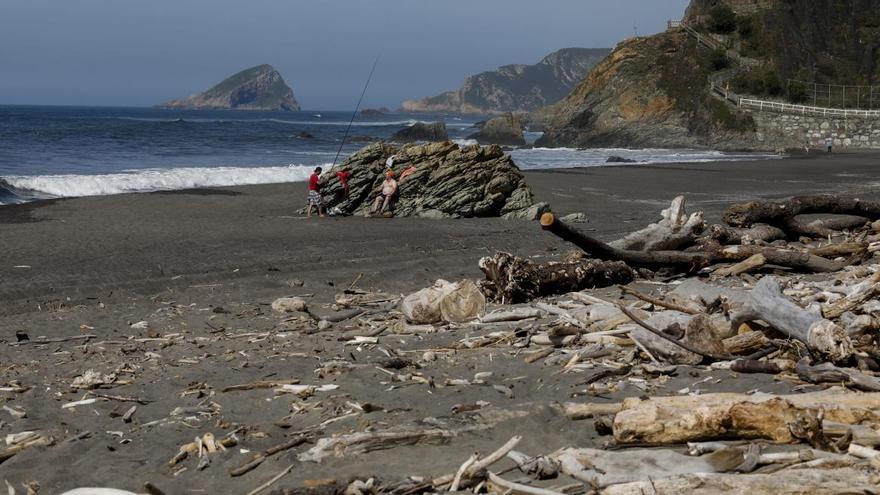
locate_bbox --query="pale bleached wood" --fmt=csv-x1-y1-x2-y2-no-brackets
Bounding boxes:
713,253,766,277
612,388,880,445
600,468,876,495
610,196,705,251
732,276,852,361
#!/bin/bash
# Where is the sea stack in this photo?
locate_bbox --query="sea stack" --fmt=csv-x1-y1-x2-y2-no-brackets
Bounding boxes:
160,64,300,111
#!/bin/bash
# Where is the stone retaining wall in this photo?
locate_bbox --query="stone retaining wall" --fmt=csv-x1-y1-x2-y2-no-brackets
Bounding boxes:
751,109,880,150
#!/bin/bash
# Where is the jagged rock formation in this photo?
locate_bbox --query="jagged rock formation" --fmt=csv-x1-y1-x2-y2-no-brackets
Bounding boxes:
537,0,880,150
318,142,547,219
400,48,610,115
160,64,300,111
468,113,526,146
390,122,449,143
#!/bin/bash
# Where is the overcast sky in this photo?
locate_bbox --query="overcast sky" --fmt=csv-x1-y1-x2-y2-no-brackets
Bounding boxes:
0,0,690,110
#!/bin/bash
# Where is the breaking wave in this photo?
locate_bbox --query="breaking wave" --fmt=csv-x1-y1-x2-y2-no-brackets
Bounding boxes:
0,164,322,202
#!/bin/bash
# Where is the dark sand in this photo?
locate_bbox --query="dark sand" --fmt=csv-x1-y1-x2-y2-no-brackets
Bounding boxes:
0,151,878,492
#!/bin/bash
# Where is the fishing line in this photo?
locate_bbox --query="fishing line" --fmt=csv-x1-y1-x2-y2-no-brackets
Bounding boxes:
331,54,381,169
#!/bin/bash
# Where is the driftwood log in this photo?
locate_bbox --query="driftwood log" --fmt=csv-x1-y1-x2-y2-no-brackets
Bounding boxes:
723,194,880,237
612,388,880,445
796,359,880,391
298,428,456,463
600,468,876,495
478,252,635,304
706,224,785,245
731,277,852,361
540,214,843,273
609,196,705,251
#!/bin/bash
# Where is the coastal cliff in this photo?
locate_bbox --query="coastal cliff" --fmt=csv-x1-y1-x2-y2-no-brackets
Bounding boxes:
400,48,610,115
537,0,880,150
536,33,759,149
160,64,300,111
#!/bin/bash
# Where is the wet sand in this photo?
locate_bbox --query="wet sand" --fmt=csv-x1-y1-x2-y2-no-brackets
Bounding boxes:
0,151,878,492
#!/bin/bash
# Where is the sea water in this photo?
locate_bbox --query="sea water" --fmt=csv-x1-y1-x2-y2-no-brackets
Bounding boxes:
0,105,779,205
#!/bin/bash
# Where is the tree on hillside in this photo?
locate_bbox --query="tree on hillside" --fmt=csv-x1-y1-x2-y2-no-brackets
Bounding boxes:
709,5,737,34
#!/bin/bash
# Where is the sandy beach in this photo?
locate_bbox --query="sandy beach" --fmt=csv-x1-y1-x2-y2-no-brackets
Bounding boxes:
2,151,879,492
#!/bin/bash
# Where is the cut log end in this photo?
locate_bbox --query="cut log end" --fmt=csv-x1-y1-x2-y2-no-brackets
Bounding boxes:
540,212,556,228
807,320,854,363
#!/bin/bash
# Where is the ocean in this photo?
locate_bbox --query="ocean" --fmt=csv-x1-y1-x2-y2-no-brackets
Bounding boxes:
0,105,780,205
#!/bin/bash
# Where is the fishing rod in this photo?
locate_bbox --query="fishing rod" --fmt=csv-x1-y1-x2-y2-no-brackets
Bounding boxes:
331,54,381,169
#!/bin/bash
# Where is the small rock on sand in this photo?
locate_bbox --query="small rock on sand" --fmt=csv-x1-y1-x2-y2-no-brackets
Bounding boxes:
271,296,308,313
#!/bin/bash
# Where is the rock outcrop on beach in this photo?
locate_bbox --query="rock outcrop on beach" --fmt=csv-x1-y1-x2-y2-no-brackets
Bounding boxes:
390,122,449,143
319,142,547,219
160,64,300,111
468,113,526,146
536,0,880,150
400,48,610,115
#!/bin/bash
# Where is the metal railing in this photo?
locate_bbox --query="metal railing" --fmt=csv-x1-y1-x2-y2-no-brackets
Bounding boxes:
787,79,880,110
739,98,880,118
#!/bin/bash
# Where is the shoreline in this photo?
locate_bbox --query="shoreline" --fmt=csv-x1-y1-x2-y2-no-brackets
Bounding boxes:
0,146,785,207
2,151,878,312
2,150,880,492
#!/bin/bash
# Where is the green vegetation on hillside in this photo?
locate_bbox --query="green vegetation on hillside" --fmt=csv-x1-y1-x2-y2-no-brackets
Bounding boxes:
657,36,755,133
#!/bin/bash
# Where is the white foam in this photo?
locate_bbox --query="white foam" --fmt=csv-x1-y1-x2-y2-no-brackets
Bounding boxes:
452,139,479,147
3,164,323,199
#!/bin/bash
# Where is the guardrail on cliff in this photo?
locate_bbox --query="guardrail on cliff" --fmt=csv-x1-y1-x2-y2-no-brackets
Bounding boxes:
739,98,880,118
667,19,879,120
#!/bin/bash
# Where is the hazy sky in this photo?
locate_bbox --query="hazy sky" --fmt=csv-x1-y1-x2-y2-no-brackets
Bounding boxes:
0,0,689,110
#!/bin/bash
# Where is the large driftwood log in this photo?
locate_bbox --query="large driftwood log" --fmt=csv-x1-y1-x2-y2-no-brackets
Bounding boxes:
541,213,712,270
478,252,635,304
714,245,843,273
723,194,880,236
554,447,722,488
612,388,880,445
609,196,705,251
731,277,852,361
540,214,843,273
706,224,785,244
796,359,880,391
599,468,876,495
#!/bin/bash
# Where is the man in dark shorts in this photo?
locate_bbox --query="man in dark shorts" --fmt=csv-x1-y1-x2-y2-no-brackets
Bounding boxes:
307,167,325,217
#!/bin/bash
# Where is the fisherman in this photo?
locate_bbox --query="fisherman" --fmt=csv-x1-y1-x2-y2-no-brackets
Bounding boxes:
306,167,325,217
335,167,351,198
370,170,398,216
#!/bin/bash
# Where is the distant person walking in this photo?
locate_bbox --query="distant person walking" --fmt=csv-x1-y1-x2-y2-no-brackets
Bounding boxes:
826,136,834,153
371,170,398,215
307,167,325,217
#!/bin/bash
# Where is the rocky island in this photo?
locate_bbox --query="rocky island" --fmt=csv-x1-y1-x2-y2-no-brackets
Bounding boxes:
400,48,610,115
159,64,300,111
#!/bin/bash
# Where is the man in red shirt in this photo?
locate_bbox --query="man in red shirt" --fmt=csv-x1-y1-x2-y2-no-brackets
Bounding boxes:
307,167,325,217
335,168,351,198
